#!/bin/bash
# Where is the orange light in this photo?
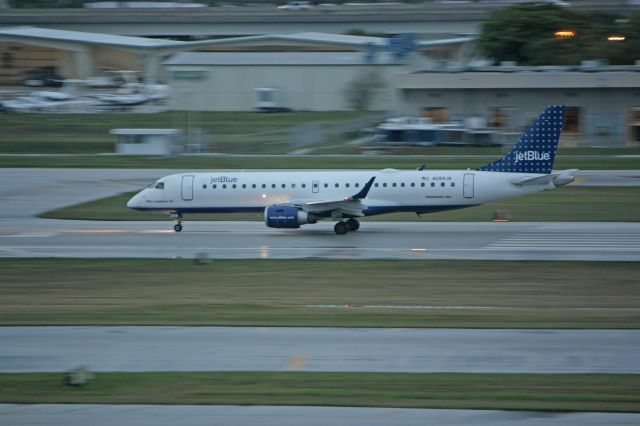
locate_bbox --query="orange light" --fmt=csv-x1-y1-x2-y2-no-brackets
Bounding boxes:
554,30,576,38
607,35,626,41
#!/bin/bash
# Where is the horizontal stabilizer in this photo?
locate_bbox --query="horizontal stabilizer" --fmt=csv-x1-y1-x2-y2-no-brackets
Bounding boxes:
510,169,578,187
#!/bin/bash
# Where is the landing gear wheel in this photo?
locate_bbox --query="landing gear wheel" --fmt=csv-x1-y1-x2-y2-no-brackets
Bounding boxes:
170,212,183,232
346,218,360,231
334,221,348,235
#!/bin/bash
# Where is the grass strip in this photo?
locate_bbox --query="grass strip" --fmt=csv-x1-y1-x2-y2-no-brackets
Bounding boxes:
0,372,639,412
0,111,368,153
1,259,639,328
40,186,640,222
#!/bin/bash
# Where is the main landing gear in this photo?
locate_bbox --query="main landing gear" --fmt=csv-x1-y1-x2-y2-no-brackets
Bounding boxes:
334,218,360,235
170,212,183,232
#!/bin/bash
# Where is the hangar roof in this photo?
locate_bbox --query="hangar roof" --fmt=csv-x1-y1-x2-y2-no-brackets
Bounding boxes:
0,26,474,53
185,32,389,49
184,32,475,49
0,26,184,49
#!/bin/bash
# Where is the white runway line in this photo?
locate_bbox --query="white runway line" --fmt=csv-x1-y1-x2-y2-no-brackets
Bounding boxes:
486,232,640,251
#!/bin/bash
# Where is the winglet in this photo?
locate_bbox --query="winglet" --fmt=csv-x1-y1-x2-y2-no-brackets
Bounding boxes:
349,176,376,201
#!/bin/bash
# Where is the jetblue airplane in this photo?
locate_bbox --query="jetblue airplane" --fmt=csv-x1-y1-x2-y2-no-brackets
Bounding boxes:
127,105,576,234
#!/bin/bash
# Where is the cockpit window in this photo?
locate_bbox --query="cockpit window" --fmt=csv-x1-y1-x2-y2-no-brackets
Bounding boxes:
155,182,165,189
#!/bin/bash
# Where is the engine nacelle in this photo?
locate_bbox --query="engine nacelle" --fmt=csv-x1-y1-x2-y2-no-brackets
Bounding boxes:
264,205,317,228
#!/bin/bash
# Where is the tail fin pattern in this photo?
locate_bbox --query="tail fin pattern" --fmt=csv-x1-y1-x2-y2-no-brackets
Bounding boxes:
479,105,565,174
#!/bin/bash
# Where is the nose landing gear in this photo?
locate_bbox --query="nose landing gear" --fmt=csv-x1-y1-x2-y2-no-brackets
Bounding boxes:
170,212,183,232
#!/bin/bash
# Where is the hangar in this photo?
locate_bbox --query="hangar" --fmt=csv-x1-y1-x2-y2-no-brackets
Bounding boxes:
396,64,640,147
0,26,192,84
163,32,475,111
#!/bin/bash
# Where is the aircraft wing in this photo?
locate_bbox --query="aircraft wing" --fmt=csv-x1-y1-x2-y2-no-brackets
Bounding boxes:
287,176,376,217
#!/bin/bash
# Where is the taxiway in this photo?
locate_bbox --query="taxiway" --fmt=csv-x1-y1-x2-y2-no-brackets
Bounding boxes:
2,327,638,373
2,404,638,426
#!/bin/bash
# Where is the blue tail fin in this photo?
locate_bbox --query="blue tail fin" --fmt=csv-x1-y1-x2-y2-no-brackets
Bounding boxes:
479,105,565,174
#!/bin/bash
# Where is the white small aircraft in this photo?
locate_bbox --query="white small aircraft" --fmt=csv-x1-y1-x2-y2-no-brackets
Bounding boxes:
128,105,576,234
93,83,169,109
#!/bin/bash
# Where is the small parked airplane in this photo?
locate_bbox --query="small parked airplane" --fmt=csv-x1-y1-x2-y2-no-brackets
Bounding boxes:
127,105,576,234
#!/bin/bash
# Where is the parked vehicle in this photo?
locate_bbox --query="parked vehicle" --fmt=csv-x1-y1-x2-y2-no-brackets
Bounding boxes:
368,116,499,147
21,67,64,87
278,1,313,10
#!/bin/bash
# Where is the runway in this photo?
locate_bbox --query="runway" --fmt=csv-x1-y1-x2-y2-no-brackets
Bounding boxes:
2,405,639,426
2,327,638,374
1,219,639,261
0,168,638,260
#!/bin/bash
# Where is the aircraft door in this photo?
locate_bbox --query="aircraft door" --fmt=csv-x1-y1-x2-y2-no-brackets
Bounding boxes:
463,173,474,198
312,180,319,193
181,175,194,201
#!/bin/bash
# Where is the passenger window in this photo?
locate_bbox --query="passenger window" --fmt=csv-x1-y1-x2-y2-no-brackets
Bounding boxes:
282,184,286,188
272,184,276,188
223,184,227,189
242,184,246,189
252,184,256,189
232,184,237,189
431,182,435,187
392,183,397,187
441,182,445,187
383,183,387,188
292,183,296,188
374,183,379,187
324,183,328,188
335,183,339,188
262,184,266,189
451,182,455,187
155,182,164,189
202,184,207,189
411,183,415,187
345,183,350,188
421,182,425,187
302,183,307,188
355,183,360,188
401,183,405,187
213,184,217,189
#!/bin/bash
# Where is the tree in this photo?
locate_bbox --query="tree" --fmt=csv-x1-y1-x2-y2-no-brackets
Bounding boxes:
344,68,385,111
478,3,636,65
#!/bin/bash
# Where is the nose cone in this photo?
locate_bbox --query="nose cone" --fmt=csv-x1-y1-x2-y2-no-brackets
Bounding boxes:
127,193,142,209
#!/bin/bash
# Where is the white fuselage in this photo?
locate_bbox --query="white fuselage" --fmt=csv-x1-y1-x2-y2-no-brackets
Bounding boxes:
127,169,553,217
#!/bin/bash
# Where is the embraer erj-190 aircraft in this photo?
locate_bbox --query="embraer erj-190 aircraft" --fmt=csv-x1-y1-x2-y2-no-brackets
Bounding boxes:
127,105,576,234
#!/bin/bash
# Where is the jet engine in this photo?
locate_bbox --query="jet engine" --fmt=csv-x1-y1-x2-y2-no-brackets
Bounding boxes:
264,205,318,228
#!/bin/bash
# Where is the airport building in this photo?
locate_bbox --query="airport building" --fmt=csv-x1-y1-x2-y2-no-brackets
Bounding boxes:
0,26,189,84
165,51,402,112
396,64,640,147
1,26,639,146
163,33,474,111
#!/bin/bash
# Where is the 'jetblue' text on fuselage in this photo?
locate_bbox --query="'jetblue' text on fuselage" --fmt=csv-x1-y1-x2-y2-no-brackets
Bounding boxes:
210,176,238,184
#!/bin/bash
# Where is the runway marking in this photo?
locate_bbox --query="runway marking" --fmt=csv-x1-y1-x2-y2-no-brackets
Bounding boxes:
286,355,309,371
486,232,640,251
0,232,57,238
0,247,33,255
